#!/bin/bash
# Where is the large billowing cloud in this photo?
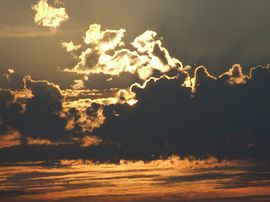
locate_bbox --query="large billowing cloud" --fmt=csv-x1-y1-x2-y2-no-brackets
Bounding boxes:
32,0,68,29
0,75,92,145
1,64,270,162
0,77,68,141
0,21,270,162
63,24,183,89
93,65,270,160
0,69,135,150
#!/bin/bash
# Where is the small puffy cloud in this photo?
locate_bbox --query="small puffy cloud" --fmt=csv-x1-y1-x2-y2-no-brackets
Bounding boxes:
2,68,15,81
84,24,126,51
71,79,85,90
61,41,81,52
32,0,68,29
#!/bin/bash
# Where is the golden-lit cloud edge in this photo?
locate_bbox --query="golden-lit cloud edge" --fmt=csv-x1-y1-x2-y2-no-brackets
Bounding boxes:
1,62,269,150
32,0,68,29
1,23,269,159
63,24,183,85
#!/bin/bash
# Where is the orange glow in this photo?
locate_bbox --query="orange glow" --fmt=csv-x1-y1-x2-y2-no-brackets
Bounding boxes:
0,131,21,149
219,64,248,85
126,99,138,106
1,156,267,202
26,137,69,146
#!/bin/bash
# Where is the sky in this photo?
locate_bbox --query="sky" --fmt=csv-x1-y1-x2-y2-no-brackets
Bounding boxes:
0,0,270,201
1,0,270,86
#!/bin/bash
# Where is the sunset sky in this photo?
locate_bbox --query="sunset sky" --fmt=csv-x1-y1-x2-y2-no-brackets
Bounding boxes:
0,0,270,201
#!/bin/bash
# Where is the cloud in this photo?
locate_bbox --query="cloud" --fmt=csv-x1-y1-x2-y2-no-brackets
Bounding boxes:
32,0,68,29
1,23,270,162
0,89,18,134
0,131,21,149
63,24,182,88
0,73,130,149
61,41,81,52
0,76,71,142
0,25,56,38
84,24,126,50
1,154,260,202
18,76,69,141
71,79,85,90
1,64,269,162
93,65,270,160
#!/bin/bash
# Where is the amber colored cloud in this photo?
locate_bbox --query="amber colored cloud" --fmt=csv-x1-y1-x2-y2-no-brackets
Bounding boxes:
32,0,68,29
63,24,183,88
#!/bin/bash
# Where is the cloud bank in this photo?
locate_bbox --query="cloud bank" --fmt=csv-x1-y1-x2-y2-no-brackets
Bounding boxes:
0,24,269,162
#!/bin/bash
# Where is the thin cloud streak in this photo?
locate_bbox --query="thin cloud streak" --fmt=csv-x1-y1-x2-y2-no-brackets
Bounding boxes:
0,158,270,202
0,25,56,38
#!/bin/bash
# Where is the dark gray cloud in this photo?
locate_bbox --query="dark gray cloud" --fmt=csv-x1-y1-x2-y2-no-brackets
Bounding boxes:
17,76,69,141
0,76,86,143
0,65,270,162
93,65,270,160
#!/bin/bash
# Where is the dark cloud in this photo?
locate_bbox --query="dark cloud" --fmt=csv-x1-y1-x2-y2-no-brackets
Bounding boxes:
16,76,69,141
0,89,16,134
0,76,78,143
93,65,270,160
83,72,141,89
0,65,270,162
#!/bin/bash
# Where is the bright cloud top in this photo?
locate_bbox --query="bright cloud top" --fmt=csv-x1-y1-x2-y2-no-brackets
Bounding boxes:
64,24,183,82
32,0,68,29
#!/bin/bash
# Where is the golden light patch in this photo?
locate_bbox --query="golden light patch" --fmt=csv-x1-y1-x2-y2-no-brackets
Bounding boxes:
32,0,68,29
1,156,265,202
61,41,81,52
0,131,21,149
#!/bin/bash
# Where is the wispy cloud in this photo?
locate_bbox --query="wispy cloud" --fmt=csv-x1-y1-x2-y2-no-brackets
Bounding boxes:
1,157,269,202
0,25,56,38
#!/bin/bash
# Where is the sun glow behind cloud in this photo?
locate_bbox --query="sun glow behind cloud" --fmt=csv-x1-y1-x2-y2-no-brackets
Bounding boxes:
1,1,270,202
63,24,183,83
